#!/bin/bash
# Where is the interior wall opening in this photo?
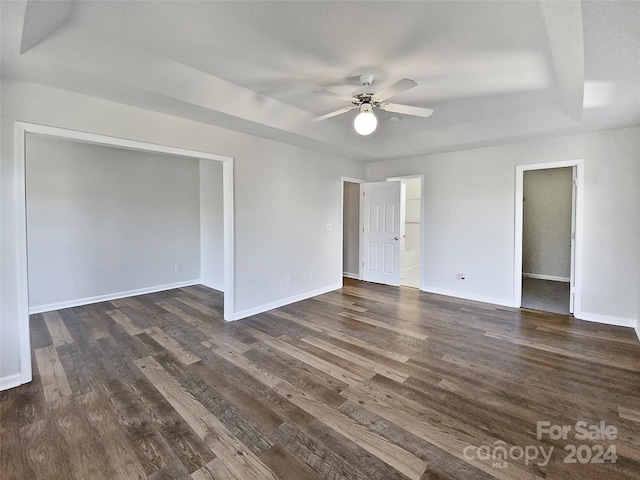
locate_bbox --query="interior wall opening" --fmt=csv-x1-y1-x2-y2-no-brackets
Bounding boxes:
25,134,226,314
387,176,423,289
13,122,234,388
342,178,363,282
521,167,574,314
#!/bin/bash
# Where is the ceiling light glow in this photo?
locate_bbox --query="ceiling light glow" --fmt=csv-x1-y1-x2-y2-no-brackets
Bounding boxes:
354,103,377,135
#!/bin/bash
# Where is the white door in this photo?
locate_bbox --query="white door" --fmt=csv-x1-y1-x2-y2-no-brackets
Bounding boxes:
569,167,577,313
360,181,404,286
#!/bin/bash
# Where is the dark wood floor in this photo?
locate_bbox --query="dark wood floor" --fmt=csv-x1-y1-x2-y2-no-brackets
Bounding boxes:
2,279,639,480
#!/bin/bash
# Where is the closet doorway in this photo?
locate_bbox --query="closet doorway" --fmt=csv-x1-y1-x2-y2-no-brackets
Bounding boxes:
388,175,423,289
514,160,583,317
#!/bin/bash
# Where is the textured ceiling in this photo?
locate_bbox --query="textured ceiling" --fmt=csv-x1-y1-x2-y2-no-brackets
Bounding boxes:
2,1,639,161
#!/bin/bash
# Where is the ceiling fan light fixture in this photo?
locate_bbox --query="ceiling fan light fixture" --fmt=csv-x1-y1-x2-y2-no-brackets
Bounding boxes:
354,103,377,136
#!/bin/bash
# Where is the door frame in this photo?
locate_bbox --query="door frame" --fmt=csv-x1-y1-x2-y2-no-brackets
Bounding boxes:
341,177,366,280
13,121,235,387
514,159,583,317
387,174,425,290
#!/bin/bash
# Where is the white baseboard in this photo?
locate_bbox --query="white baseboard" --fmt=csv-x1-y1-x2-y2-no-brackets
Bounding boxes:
580,312,638,329
28,280,201,314
420,286,517,308
0,373,22,391
523,273,570,282
636,321,640,343
229,283,343,321
343,272,359,280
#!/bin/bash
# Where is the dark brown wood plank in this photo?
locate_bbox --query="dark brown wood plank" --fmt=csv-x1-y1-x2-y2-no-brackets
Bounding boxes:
2,279,639,480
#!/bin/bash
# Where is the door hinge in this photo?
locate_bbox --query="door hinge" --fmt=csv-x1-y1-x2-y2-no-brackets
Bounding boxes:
573,178,578,186
571,287,575,294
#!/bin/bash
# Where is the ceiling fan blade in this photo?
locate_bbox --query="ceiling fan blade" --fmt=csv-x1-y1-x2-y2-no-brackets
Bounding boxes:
379,103,434,118
312,106,358,122
372,78,417,102
314,89,355,103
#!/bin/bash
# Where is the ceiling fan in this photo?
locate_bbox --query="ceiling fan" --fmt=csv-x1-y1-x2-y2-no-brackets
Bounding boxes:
313,74,434,135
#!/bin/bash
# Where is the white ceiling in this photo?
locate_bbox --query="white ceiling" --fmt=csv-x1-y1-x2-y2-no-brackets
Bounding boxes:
2,1,639,161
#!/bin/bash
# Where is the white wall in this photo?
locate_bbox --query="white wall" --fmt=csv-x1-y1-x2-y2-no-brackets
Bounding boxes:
342,181,360,277
522,167,573,280
26,136,201,311
1,79,365,386
200,159,224,291
367,126,640,325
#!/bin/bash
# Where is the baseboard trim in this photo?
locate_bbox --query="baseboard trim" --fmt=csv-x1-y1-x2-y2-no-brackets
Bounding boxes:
523,273,570,283
0,373,22,391
229,283,343,321
420,286,517,308
28,280,201,314
580,312,638,329
343,272,359,280
636,322,640,343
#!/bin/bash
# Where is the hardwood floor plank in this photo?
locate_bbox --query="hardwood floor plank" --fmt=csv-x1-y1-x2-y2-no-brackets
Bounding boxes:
49,397,114,480
259,444,324,480
5,280,639,480
300,335,409,383
260,335,371,386
185,360,284,434
191,457,237,480
338,401,495,480
34,345,72,402
106,309,144,336
135,356,279,479
175,296,220,317
20,417,71,479
339,381,543,480
339,310,429,340
485,331,640,371
43,311,75,346
29,314,54,349
145,326,201,365
270,309,411,363
76,390,148,479
618,406,640,423
272,380,427,480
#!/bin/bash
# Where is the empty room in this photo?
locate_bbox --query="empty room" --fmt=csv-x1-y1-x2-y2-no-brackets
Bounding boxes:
1,1,639,479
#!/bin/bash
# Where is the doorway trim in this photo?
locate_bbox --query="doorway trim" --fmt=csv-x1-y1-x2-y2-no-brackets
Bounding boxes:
14,121,235,386
341,176,366,281
514,159,583,318
387,174,425,290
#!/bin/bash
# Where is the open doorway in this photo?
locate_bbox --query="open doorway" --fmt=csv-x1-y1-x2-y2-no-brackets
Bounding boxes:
521,167,573,314
13,122,234,388
514,160,583,318
342,178,364,281
388,176,423,289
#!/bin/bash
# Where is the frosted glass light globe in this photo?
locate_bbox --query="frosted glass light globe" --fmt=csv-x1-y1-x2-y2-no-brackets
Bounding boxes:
354,108,377,136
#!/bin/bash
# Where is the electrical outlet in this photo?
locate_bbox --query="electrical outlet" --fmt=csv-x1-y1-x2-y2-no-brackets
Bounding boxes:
175,264,182,273
285,274,292,285
309,270,314,279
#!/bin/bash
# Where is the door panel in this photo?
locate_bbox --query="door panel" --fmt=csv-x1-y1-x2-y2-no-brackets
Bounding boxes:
361,181,404,286
569,166,577,313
